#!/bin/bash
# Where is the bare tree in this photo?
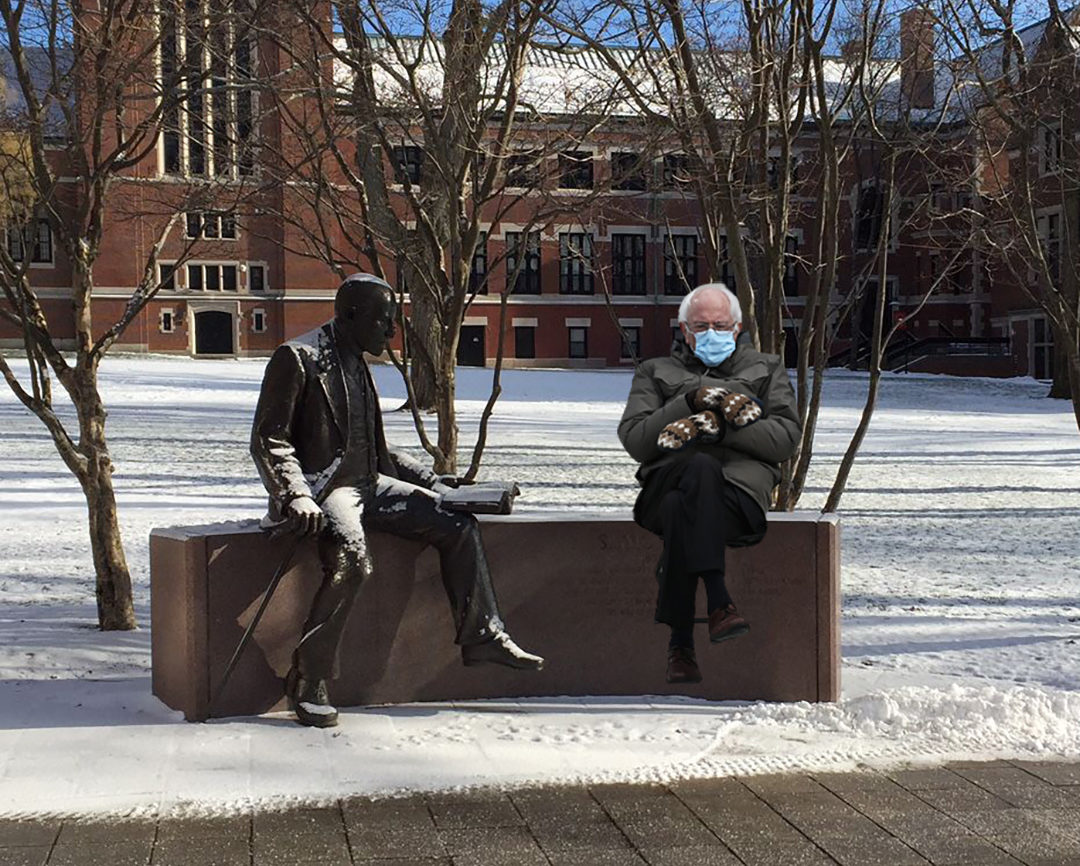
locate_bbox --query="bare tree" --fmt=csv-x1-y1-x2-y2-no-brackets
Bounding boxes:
929,0,1080,431
261,0,621,474
551,0,913,509
0,0,255,628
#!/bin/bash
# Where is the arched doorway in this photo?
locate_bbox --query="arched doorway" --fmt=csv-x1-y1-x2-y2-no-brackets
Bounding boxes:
194,310,234,355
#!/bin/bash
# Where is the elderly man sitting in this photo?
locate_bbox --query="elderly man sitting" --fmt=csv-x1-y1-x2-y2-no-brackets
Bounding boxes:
618,283,801,684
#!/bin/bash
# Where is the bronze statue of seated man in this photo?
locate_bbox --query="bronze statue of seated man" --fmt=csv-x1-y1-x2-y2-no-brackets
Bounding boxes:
251,273,543,727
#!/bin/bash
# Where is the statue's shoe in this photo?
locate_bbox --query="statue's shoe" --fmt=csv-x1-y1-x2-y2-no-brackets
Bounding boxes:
284,665,339,728
462,631,544,670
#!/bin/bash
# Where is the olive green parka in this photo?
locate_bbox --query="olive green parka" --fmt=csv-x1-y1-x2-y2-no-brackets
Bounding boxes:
618,337,801,515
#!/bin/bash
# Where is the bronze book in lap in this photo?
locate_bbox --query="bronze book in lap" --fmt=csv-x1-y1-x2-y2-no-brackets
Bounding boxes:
439,481,521,515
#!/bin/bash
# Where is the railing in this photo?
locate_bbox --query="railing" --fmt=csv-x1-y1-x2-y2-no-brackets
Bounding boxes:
829,335,1010,371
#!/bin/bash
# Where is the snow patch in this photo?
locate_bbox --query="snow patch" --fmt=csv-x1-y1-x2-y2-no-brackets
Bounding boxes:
1,357,1079,816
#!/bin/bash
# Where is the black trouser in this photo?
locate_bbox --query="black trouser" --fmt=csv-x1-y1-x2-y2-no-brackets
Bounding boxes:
295,475,504,681
634,451,766,631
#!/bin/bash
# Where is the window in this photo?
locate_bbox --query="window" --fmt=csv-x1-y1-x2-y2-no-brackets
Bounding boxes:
470,231,488,294
159,0,257,177
186,262,239,291
248,263,265,292
160,309,175,333
235,29,255,176
717,235,731,284
620,326,640,360
767,154,799,190
611,233,646,295
1038,212,1061,283
506,151,540,188
470,149,488,190
6,219,52,263
611,151,646,191
161,0,180,173
664,234,697,295
506,231,541,294
662,153,692,189
159,262,176,291
929,182,952,213
1033,317,1053,380
855,183,883,251
185,212,237,240
392,145,424,185
186,0,205,176
784,235,799,296
1040,123,1061,175
927,252,942,288
514,326,535,359
559,232,593,294
252,308,266,333
558,150,593,189
568,326,588,359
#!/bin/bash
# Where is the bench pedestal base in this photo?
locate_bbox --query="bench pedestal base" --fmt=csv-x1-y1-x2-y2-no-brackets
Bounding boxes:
150,513,839,721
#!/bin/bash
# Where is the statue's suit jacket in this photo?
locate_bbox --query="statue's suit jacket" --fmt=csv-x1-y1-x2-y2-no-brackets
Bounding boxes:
250,322,436,522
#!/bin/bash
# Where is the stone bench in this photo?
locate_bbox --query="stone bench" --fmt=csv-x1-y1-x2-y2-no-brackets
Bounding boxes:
150,513,840,721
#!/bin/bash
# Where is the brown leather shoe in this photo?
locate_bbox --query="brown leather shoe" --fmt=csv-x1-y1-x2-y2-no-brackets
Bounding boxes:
708,605,750,643
666,646,702,684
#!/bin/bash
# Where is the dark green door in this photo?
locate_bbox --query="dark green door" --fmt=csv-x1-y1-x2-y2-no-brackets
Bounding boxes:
194,310,234,355
457,325,485,367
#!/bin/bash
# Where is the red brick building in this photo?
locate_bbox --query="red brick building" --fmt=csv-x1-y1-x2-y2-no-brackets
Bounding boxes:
0,9,1063,379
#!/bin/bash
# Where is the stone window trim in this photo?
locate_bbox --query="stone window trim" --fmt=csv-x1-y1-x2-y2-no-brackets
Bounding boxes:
663,231,698,296
159,1,259,179
184,261,240,293
568,324,589,359
185,211,239,240
5,218,54,266
246,261,267,292
558,149,595,191
1038,121,1062,176
391,144,424,186
559,232,594,295
514,324,536,359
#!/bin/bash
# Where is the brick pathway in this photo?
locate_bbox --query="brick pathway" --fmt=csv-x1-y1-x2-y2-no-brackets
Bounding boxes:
3,760,1080,865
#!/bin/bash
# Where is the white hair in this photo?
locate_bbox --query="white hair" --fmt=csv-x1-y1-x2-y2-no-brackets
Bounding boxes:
678,283,743,325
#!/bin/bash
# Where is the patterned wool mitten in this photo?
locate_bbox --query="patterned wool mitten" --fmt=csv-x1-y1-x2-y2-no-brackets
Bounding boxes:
658,411,722,450
690,386,762,428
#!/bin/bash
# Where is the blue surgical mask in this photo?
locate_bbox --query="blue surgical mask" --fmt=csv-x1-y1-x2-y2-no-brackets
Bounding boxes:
692,328,737,367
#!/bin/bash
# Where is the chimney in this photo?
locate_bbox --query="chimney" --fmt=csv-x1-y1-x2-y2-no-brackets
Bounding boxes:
900,6,935,110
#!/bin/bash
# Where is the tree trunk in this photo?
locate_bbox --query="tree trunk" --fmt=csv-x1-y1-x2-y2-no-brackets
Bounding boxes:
1064,334,1080,434
1049,337,1073,399
84,468,137,630
407,290,440,411
75,384,137,630
433,347,458,475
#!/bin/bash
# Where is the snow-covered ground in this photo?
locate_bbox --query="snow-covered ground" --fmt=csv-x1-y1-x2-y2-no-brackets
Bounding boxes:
1,357,1079,817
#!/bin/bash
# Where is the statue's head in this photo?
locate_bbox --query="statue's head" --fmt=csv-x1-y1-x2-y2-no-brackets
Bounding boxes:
334,273,397,356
